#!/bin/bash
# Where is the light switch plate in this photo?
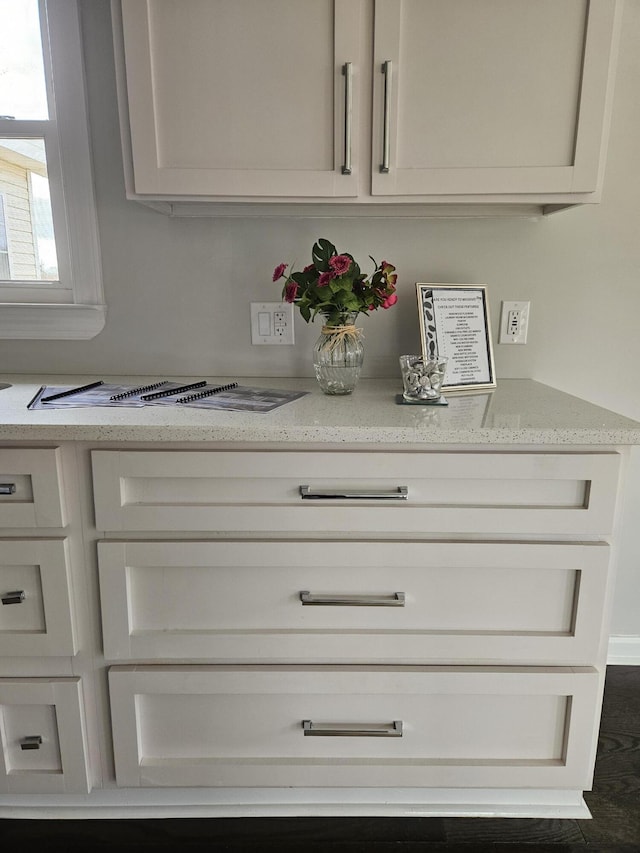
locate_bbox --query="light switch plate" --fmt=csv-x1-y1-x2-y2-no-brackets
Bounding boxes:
250,302,295,345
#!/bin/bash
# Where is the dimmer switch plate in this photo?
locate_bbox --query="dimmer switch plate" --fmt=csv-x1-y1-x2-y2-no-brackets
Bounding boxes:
251,302,295,345
499,301,530,344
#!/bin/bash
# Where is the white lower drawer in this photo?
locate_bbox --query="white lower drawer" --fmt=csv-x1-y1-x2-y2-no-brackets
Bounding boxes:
0,539,77,656
91,449,621,536
98,540,609,664
0,447,66,528
0,677,90,794
109,665,601,790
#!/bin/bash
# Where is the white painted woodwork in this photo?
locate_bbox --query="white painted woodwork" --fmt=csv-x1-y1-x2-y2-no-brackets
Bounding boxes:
0,677,90,794
0,432,628,815
108,665,600,789
0,786,595,819
91,450,620,535
119,0,361,197
0,448,66,528
0,539,77,657
98,540,609,665
115,0,621,207
371,0,620,196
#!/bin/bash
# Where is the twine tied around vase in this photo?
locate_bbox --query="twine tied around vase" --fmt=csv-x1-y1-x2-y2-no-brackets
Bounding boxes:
319,323,363,354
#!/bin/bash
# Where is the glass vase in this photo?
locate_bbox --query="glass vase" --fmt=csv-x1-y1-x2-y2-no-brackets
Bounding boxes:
313,312,364,395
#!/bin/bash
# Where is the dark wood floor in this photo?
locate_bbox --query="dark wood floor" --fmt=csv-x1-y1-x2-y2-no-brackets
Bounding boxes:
1,665,638,852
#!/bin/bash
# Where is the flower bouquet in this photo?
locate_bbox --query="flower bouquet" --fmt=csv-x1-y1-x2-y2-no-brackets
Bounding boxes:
272,238,397,395
273,237,397,326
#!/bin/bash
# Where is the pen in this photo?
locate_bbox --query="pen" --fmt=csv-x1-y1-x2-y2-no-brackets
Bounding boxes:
26,386,45,409
41,380,104,402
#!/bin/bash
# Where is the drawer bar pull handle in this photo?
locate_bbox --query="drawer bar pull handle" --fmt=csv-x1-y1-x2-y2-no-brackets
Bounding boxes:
0,483,16,495
303,720,403,738
2,590,25,605
300,485,408,501
300,591,405,607
20,735,43,751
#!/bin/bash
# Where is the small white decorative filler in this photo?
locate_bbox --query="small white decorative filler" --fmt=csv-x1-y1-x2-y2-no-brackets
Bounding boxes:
416,283,496,393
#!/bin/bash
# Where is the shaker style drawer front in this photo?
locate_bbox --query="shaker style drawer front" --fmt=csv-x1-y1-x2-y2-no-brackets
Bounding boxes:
108,665,600,790
0,448,66,528
0,678,90,794
0,539,77,656
98,540,610,665
91,450,621,535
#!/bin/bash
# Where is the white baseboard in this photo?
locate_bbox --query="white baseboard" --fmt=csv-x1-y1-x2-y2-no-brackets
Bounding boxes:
608,635,640,665
0,787,591,820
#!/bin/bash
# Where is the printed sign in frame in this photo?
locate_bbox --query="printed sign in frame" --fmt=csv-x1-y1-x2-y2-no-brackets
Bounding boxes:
416,283,496,392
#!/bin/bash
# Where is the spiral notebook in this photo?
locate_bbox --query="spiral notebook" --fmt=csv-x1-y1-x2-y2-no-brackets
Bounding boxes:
28,382,147,408
146,384,307,412
27,380,194,409
28,381,307,412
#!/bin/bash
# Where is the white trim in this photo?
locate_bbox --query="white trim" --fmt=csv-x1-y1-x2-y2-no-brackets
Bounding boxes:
0,193,9,278
0,303,106,339
139,200,550,219
0,0,104,340
608,636,640,665
0,786,592,820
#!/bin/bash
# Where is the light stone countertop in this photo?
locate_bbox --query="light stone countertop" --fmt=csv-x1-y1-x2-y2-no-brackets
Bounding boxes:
0,375,639,445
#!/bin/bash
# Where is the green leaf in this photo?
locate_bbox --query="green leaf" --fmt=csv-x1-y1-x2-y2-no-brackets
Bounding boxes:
312,238,335,271
342,293,360,309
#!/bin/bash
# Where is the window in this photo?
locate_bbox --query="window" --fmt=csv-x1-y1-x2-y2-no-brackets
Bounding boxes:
0,0,105,339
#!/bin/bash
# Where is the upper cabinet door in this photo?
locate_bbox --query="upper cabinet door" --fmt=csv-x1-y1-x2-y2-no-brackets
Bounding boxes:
371,0,620,197
120,0,362,197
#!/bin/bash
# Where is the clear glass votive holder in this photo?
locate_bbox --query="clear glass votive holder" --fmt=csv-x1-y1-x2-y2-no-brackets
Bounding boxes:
399,354,447,402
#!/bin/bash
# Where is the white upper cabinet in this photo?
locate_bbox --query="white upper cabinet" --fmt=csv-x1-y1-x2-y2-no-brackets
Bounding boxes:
118,0,362,198
371,0,620,199
114,0,622,213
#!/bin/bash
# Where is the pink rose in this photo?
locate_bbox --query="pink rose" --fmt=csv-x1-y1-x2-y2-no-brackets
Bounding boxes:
284,280,299,303
272,263,288,282
328,254,351,276
303,264,315,273
318,271,332,287
382,292,398,309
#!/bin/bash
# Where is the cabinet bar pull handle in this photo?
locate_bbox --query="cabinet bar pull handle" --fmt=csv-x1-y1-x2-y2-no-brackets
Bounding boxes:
300,591,405,607
0,483,16,495
300,485,408,501
303,720,403,738
380,60,392,173
342,62,353,175
20,735,43,750
2,590,25,605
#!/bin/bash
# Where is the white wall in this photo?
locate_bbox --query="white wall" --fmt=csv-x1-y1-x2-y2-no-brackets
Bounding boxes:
0,0,638,637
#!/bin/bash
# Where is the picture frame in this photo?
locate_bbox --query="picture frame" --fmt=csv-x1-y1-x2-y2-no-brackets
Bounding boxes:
416,284,496,393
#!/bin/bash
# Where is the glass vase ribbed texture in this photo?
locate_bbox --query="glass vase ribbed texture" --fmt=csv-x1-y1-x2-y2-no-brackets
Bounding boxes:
312,312,364,395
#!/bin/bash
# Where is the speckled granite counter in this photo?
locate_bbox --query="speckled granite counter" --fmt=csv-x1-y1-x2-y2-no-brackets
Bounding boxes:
0,375,639,445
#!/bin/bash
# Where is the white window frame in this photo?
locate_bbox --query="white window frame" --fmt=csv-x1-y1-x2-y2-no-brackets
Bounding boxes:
0,193,10,278
0,0,105,339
